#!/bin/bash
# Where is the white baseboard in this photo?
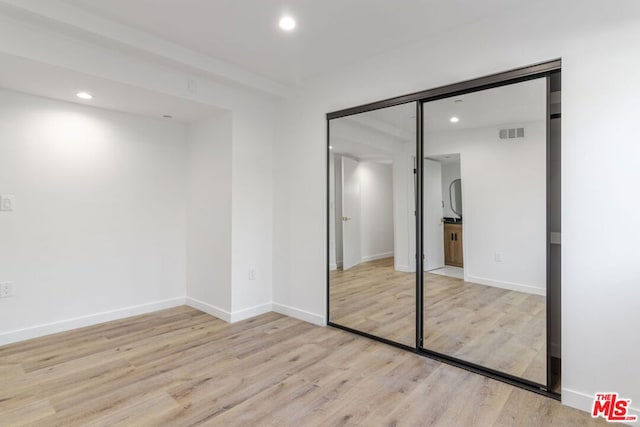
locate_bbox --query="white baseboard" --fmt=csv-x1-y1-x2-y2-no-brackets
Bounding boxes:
465,275,546,296
0,297,186,346
185,297,231,322
395,264,414,273
230,303,273,323
190,299,324,326
329,263,338,271
272,303,326,326
186,298,272,323
562,388,640,424
361,251,394,263
562,388,594,414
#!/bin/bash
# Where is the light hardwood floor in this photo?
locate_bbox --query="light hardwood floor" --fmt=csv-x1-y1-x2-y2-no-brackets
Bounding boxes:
330,257,546,385
0,306,601,426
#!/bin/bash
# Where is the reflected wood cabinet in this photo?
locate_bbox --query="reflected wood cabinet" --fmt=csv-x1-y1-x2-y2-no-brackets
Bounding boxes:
444,223,463,267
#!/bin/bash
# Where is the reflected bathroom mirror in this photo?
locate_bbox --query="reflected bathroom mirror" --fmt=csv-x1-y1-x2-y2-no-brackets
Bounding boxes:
449,178,462,217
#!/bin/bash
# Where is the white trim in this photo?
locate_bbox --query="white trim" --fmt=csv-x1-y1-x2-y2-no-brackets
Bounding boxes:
272,303,326,326
186,298,273,323
185,297,231,322
395,264,413,273
361,251,394,263
329,263,338,271
465,274,546,296
230,303,273,323
563,388,640,424
0,297,186,346
562,388,595,414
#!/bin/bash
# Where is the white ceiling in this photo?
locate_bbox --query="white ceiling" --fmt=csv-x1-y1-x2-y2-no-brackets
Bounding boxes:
0,53,223,123
62,0,532,85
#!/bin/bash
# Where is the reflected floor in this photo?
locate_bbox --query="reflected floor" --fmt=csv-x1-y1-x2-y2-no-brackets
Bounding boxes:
329,257,546,385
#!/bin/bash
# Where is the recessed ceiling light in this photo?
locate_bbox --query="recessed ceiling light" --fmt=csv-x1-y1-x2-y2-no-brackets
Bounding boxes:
279,15,296,31
450,116,460,123
76,92,93,100
163,115,173,119
454,99,463,104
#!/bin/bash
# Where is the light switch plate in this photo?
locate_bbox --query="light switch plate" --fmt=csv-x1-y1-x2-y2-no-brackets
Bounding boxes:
0,194,15,212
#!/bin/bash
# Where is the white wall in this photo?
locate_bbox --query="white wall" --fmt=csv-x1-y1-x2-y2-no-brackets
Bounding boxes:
272,2,640,416
0,89,188,344
186,114,232,314
425,121,546,295
357,161,394,262
562,31,640,417
0,87,275,339
441,161,461,219
0,9,278,324
187,108,275,322
229,108,274,318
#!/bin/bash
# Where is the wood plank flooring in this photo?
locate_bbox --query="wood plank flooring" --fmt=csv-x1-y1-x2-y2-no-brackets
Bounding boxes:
330,257,546,384
0,306,602,426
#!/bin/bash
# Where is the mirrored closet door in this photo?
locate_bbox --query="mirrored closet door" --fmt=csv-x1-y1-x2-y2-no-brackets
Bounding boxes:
327,61,561,396
328,102,417,347
420,78,549,386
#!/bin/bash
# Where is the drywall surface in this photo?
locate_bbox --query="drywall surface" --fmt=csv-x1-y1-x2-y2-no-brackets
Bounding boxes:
0,8,279,323
229,106,274,318
187,114,232,313
0,89,188,343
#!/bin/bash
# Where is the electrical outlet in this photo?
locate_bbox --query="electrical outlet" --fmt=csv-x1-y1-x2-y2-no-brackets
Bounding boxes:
0,194,15,212
0,282,13,298
494,252,503,262
248,268,256,281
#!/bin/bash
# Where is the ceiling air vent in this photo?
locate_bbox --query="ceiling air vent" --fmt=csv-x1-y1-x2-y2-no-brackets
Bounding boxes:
499,127,525,140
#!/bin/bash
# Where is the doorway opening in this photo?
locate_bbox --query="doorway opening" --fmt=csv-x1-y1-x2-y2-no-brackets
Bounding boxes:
424,154,463,280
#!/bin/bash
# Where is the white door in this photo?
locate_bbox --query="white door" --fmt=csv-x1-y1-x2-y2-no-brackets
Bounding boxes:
342,157,361,270
424,159,445,271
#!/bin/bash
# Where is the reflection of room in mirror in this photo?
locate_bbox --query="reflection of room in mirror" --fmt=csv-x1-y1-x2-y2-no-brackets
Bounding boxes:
328,102,417,347
422,78,548,385
326,61,565,398
328,77,553,387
